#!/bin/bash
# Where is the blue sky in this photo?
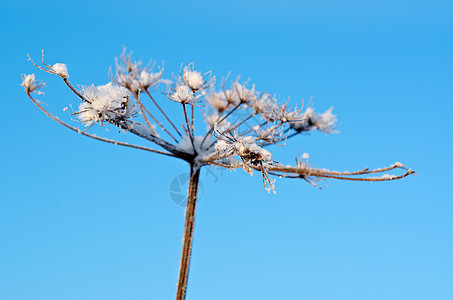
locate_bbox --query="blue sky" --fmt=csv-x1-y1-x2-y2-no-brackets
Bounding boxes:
1,0,452,299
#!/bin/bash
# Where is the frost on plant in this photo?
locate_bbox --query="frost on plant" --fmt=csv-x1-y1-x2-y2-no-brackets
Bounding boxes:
21,74,45,94
76,83,138,127
52,63,69,78
22,50,415,300
22,51,415,190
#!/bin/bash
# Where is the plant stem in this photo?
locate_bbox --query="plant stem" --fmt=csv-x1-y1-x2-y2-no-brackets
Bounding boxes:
176,165,201,300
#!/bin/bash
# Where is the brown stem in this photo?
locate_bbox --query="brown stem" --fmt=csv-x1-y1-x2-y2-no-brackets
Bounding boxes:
135,92,179,142
144,88,183,137
26,92,176,157
201,102,244,146
132,93,158,136
182,104,196,151
176,165,201,300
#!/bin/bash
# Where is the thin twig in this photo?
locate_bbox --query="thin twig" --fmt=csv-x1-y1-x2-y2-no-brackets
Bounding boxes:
201,102,244,147
132,93,158,136
144,88,183,137
26,92,176,157
182,103,196,151
191,104,194,131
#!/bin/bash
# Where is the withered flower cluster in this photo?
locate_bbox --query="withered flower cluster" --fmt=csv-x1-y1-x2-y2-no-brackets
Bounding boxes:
22,50,414,300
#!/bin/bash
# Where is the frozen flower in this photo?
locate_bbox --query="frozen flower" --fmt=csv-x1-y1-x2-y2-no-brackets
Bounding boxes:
206,91,228,112
252,123,285,145
234,81,257,104
52,63,69,78
211,133,275,192
183,69,203,90
168,84,200,104
139,69,163,90
111,50,144,94
115,70,140,94
223,89,238,105
289,108,313,132
233,135,273,165
290,107,338,133
21,74,45,94
182,63,214,91
269,102,305,124
212,126,273,168
77,83,137,126
311,107,338,133
249,93,272,115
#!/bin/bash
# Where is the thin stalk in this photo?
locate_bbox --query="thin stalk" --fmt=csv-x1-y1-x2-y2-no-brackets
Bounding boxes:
132,93,158,136
133,93,178,142
144,88,183,137
191,104,194,131
182,103,196,151
239,118,270,136
201,102,244,148
229,112,256,132
176,166,201,300
26,92,177,157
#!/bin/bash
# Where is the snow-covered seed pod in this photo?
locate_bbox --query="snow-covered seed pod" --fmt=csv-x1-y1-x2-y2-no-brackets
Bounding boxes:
182,63,215,92
77,83,137,126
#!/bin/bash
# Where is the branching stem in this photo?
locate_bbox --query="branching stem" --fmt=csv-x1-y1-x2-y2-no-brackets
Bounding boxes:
144,88,183,137
26,92,176,157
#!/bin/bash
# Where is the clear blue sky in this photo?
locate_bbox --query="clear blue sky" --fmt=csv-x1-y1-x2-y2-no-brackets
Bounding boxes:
1,0,452,299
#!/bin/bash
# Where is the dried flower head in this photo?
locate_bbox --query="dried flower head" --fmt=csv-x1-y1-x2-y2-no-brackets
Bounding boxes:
52,63,69,78
168,84,200,105
290,107,338,133
205,91,228,112
112,49,165,94
268,101,305,124
139,69,163,90
77,83,137,126
234,80,257,103
182,63,215,92
310,107,338,133
21,74,45,94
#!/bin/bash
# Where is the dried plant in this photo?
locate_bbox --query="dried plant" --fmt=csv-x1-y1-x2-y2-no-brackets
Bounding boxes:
22,50,415,300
